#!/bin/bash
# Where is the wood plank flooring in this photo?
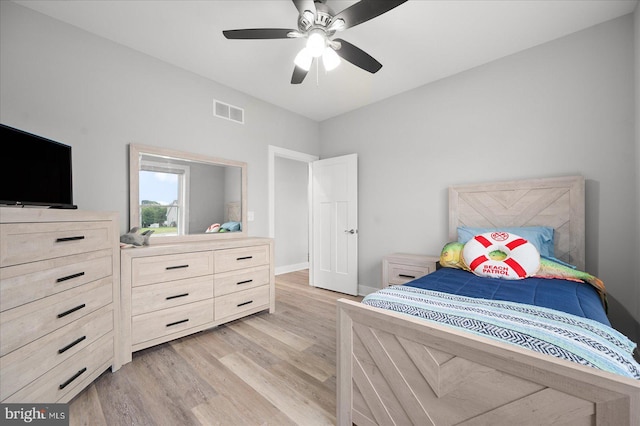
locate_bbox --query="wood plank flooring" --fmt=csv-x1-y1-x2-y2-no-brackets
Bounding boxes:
68,270,362,426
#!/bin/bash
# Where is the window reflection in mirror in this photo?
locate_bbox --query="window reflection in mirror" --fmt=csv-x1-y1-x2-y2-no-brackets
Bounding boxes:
130,144,247,243
139,159,187,236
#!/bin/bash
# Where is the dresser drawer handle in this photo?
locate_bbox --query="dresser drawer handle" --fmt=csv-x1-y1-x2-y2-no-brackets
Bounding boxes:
58,336,87,354
166,319,189,327
56,272,85,283
57,304,86,319
56,236,85,243
166,293,189,300
166,264,189,270
237,279,253,285
398,274,416,279
236,256,253,261
59,367,87,390
237,300,253,307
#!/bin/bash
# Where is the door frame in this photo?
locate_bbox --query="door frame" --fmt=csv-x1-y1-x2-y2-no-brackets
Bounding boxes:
268,145,319,284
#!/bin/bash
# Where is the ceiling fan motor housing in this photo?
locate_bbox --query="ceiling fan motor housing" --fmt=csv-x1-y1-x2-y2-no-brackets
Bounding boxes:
298,2,334,33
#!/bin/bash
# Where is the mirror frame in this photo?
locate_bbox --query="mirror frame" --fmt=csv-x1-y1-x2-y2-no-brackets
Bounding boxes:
129,143,248,243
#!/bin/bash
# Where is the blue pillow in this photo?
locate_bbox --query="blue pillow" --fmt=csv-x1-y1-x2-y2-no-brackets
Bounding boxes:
457,226,555,258
221,221,241,232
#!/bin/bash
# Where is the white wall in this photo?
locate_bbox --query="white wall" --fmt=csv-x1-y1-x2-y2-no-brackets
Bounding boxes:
274,157,309,272
0,1,320,238
320,15,639,340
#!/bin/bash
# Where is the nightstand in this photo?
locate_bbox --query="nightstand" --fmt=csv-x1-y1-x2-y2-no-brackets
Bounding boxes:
382,253,440,288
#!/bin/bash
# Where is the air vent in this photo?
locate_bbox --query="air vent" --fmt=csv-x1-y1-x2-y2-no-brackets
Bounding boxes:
214,99,244,124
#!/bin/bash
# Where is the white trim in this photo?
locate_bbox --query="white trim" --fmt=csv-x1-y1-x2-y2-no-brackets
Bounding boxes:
268,145,318,238
268,145,319,286
275,262,310,276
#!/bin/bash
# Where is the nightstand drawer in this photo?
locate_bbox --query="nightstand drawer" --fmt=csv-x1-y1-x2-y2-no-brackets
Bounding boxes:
0,306,113,401
0,250,112,312
132,251,214,286
387,264,430,285
382,253,439,288
214,245,269,273
2,333,113,403
0,221,113,267
131,276,213,316
132,299,214,345
214,265,270,296
0,277,112,356
215,285,269,321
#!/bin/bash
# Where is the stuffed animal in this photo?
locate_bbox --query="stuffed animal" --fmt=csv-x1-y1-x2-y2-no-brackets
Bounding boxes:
120,227,154,246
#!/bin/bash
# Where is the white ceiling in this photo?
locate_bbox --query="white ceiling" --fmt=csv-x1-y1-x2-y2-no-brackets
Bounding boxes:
13,0,638,122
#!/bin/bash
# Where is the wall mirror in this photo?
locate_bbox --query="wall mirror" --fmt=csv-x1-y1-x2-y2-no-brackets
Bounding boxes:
129,144,247,243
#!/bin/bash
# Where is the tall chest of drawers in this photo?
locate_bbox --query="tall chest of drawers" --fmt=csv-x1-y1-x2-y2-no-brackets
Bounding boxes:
0,208,120,403
120,238,274,364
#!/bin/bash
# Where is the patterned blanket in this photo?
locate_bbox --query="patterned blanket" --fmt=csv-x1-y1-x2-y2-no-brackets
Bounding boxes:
362,285,640,379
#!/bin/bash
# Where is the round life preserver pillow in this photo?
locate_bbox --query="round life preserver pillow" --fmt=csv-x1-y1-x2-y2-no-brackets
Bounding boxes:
462,232,540,279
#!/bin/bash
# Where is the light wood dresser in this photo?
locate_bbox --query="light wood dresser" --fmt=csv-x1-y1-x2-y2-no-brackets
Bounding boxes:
382,253,440,288
120,237,274,364
0,207,121,403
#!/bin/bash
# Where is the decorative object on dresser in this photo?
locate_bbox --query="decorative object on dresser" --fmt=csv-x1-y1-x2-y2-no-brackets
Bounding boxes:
381,253,439,288
120,238,275,364
0,207,120,403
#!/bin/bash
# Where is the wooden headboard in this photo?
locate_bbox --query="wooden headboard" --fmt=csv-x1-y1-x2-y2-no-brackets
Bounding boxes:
448,176,585,270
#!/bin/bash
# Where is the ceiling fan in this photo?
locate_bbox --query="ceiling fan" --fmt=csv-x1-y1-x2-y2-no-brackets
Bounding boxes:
223,0,408,84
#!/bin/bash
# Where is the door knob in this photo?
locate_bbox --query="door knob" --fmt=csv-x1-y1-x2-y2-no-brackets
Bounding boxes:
344,229,357,234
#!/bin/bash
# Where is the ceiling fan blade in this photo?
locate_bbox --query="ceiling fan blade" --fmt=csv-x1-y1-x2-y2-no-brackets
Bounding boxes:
333,39,382,73
332,0,408,30
292,0,316,17
223,29,297,39
291,65,310,84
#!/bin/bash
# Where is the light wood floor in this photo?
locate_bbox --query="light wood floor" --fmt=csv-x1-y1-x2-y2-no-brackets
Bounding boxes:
68,270,362,426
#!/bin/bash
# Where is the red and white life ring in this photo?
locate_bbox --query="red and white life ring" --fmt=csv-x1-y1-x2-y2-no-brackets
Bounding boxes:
462,232,540,279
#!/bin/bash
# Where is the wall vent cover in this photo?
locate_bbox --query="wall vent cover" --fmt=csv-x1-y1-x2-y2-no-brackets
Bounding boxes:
214,100,244,124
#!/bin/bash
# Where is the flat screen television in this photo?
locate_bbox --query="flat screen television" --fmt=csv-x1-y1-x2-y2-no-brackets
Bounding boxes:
0,124,76,209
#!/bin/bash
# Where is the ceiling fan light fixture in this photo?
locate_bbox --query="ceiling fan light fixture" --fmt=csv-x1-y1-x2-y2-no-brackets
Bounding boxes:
327,18,346,32
306,31,326,57
294,47,313,71
302,10,315,23
322,48,341,71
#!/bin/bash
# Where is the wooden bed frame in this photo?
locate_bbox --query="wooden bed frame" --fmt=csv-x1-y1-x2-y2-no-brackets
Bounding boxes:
337,176,640,425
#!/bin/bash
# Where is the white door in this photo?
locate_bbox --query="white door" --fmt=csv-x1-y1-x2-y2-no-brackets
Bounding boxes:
311,154,358,295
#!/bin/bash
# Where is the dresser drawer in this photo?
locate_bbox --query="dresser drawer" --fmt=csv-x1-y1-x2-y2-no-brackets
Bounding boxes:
214,245,269,273
0,250,112,312
215,285,269,321
0,306,113,400
2,333,113,403
214,265,270,297
132,299,214,345
0,221,113,267
132,276,213,316
0,277,112,356
132,251,214,286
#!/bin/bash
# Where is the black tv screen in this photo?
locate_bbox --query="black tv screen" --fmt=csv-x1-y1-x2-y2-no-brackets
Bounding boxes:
0,124,76,209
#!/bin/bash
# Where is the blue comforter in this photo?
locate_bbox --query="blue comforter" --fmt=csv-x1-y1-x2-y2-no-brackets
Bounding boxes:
362,269,639,379
405,268,610,326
